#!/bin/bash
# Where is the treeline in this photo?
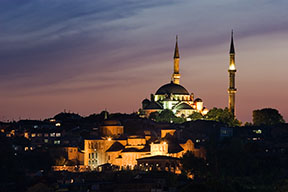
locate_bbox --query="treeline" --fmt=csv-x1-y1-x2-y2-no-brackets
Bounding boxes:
149,107,285,128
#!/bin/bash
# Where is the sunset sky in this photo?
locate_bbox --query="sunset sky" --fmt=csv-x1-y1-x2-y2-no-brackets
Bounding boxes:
0,0,287,123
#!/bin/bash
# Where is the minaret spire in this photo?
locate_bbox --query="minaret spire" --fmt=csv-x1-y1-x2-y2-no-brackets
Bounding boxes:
172,35,180,84
174,35,180,59
230,30,235,54
228,30,237,117
104,109,108,119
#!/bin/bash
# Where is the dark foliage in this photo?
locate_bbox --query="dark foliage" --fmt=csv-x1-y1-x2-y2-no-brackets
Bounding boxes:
253,108,285,126
181,136,288,191
152,109,185,124
205,107,241,127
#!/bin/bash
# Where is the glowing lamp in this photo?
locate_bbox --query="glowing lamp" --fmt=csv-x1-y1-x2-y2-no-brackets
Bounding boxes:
229,64,236,70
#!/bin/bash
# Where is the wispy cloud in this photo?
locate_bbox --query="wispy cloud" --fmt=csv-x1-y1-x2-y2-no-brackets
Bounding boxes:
0,0,175,86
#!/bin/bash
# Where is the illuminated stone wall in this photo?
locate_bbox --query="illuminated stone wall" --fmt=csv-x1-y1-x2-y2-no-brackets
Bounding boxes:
100,125,124,137
151,142,168,156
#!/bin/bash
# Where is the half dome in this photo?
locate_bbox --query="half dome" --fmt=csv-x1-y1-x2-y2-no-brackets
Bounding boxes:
174,103,193,110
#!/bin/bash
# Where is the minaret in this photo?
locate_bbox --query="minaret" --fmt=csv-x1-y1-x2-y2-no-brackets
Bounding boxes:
172,36,180,84
228,31,237,116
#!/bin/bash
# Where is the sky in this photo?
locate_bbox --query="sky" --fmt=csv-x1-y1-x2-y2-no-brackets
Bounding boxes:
0,0,288,123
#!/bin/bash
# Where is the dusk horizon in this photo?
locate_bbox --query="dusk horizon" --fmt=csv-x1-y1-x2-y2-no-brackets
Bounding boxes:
1,0,288,123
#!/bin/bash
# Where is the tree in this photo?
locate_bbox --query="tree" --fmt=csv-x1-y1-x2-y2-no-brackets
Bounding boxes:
157,109,175,122
205,107,241,127
253,108,285,126
244,122,253,126
153,109,185,124
188,112,203,121
181,151,208,180
149,111,160,121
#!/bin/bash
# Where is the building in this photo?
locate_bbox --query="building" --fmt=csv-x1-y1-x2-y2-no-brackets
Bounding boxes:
84,118,203,171
141,37,208,118
137,155,181,173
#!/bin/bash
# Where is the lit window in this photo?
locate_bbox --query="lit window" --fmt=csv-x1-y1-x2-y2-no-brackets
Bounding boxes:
44,139,48,143
253,129,262,134
31,133,36,137
55,123,61,127
44,133,49,137
54,140,60,144
56,133,61,137
50,133,55,137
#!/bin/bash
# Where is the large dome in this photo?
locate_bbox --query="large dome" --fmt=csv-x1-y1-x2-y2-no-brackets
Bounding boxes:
156,82,189,95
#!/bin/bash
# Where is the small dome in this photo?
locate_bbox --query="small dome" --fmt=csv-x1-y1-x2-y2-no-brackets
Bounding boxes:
156,82,189,95
144,101,162,109
103,119,121,126
194,98,202,102
142,99,150,104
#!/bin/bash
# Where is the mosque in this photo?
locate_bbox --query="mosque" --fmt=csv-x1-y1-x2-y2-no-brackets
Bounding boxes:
141,36,209,118
141,32,237,118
